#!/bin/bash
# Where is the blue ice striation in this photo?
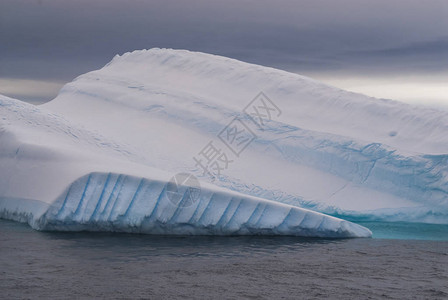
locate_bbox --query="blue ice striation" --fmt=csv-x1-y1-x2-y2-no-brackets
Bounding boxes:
0,172,371,237
2,48,448,237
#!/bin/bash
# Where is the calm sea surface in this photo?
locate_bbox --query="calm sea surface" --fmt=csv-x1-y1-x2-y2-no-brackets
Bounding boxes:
1,219,447,299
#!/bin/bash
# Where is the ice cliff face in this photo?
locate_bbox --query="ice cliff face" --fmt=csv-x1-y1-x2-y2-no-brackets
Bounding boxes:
1,48,447,236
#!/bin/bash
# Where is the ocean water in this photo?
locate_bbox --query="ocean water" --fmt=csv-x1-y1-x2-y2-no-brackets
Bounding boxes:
1,219,447,299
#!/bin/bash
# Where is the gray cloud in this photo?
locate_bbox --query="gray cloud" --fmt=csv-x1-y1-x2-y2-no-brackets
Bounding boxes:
1,0,448,99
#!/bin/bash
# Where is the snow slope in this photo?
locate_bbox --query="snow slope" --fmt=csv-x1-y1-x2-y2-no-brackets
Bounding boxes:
0,95,370,237
44,48,448,224
1,48,447,236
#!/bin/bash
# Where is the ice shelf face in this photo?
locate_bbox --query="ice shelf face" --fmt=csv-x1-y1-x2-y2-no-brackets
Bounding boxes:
26,172,371,237
1,48,447,236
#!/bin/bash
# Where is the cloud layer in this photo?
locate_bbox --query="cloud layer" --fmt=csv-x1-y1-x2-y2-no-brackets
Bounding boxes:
1,0,447,103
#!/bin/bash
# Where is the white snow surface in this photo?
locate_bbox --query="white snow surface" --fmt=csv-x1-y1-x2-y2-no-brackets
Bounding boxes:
1,48,448,236
0,95,369,237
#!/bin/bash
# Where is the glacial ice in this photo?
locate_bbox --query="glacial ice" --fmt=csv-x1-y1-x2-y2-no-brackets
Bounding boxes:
2,172,370,237
1,48,448,236
0,94,370,237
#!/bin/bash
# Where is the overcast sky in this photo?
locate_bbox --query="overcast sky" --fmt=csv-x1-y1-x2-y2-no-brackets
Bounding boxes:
1,0,447,106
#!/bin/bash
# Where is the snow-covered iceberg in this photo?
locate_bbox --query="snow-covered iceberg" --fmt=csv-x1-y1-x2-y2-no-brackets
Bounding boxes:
1,48,447,236
0,95,370,237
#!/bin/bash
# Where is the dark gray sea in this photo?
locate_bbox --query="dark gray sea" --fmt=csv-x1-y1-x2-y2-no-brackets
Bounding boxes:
1,219,447,299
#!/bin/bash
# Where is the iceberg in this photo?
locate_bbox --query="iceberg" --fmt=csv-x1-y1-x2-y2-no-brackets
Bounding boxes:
0,95,369,237
1,48,447,236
